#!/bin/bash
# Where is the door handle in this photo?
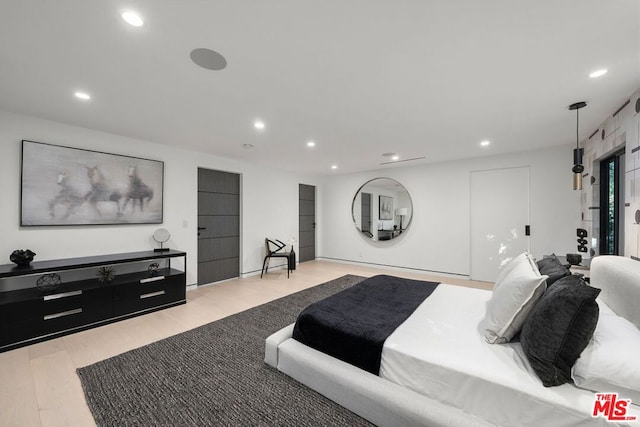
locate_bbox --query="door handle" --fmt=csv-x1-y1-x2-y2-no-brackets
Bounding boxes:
197,226,206,236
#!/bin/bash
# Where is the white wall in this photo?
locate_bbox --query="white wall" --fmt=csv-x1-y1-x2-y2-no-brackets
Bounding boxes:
0,109,582,284
319,145,580,277
0,110,320,285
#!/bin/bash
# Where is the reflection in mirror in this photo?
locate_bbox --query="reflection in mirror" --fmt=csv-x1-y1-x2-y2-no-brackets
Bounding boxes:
352,178,413,241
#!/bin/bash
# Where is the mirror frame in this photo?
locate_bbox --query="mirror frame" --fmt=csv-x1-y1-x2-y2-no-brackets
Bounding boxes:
351,177,413,242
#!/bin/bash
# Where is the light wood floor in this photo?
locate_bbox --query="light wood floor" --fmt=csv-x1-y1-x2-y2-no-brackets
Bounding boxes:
0,260,491,427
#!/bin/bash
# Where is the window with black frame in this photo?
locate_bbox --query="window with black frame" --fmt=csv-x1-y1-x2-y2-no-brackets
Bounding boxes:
599,149,625,255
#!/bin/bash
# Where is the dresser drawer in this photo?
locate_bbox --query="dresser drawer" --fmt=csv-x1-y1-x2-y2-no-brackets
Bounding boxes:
42,302,113,334
0,287,113,346
0,302,112,346
1,298,42,323
113,275,185,316
0,318,44,345
0,287,113,323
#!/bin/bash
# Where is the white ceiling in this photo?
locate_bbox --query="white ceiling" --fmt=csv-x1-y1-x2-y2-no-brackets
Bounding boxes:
1,1,638,175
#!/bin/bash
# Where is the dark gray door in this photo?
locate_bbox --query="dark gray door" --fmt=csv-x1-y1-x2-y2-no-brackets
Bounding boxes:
299,184,316,263
361,192,371,235
197,168,240,285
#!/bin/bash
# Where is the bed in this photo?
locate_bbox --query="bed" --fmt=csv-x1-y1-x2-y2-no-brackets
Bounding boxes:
265,255,640,426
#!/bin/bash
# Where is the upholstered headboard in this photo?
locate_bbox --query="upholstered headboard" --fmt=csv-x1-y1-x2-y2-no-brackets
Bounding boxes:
590,256,640,329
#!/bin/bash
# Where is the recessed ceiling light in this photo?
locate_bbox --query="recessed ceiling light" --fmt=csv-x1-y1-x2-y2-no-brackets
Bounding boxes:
254,120,265,130
74,91,91,100
589,69,608,78
480,140,490,147
331,165,338,170
307,141,316,147
121,10,144,27
391,155,400,161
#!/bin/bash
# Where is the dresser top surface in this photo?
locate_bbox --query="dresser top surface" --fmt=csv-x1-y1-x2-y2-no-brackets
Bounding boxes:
0,250,186,278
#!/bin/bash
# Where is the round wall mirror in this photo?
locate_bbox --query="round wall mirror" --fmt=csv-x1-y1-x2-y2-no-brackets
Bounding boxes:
351,178,413,241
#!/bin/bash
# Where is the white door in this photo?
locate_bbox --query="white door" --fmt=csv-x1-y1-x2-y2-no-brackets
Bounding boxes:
470,167,530,282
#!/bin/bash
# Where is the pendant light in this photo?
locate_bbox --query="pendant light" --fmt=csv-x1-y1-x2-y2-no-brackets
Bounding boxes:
569,101,587,190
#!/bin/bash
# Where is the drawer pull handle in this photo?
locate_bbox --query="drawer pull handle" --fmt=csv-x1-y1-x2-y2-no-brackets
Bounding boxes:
140,290,165,299
140,276,165,284
43,290,82,301
44,308,82,320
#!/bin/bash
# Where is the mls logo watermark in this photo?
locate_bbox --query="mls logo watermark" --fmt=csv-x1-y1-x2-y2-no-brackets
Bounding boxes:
592,393,637,422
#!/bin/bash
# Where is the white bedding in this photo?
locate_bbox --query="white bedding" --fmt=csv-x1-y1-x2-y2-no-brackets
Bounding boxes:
379,284,640,426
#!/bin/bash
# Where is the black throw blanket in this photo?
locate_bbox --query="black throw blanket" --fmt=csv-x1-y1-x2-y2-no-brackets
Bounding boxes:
292,275,439,374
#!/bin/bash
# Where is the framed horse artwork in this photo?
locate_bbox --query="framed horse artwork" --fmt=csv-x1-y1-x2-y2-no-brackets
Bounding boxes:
20,140,164,226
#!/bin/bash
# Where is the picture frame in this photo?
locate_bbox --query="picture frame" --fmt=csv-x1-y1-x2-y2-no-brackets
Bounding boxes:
379,195,393,220
20,140,164,226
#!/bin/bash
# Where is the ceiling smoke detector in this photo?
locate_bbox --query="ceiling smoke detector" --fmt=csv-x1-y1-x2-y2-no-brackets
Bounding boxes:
190,48,227,71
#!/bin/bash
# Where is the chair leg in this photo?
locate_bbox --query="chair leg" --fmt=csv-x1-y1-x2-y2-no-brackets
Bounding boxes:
261,256,269,278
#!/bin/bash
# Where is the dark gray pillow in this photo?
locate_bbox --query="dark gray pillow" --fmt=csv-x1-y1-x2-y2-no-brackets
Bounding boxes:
536,255,571,286
536,253,559,268
520,275,600,387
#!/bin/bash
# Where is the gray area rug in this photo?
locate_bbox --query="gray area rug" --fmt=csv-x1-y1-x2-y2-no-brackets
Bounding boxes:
77,274,374,426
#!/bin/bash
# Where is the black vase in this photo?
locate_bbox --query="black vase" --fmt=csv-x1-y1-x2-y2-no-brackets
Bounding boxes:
10,249,36,267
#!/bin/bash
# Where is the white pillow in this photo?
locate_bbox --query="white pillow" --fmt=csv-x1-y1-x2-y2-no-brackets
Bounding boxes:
481,252,547,344
494,252,528,286
572,300,640,404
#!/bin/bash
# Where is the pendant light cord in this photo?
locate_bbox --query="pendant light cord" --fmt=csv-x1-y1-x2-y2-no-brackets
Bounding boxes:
576,108,579,150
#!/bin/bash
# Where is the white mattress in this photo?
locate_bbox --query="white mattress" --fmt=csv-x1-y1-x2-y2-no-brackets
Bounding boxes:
379,284,640,427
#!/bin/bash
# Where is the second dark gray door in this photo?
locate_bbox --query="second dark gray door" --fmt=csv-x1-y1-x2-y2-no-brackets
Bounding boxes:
197,168,240,285
299,184,316,263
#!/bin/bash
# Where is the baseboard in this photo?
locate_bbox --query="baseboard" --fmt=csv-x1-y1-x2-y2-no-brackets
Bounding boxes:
241,262,291,278
316,257,469,280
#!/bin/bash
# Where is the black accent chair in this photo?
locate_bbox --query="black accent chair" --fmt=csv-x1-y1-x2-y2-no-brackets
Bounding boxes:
261,238,295,278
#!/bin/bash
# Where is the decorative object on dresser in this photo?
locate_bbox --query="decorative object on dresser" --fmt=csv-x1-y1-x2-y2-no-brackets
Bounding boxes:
9,249,36,267
148,262,160,275
35,273,61,291
152,228,171,252
20,140,164,226
96,266,116,283
0,250,186,352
